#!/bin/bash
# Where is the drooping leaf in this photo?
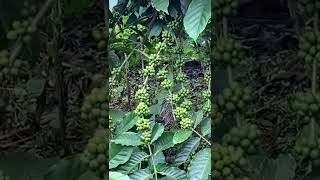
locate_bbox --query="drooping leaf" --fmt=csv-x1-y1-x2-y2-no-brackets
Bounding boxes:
152,132,174,155
173,129,192,144
187,148,211,180
116,112,139,135
200,117,210,136
151,123,165,143
109,0,119,11
151,0,169,14
129,169,152,180
192,111,203,128
180,0,191,15
157,164,187,180
109,171,131,180
174,137,200,165
149,152,166,166
183,0,211,41
43,158,85,180
112,132,143,146
118,151,149,174
109,146,133,169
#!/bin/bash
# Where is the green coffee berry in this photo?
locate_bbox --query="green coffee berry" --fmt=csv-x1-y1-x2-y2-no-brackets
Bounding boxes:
161,79,173,90
135,102,150,117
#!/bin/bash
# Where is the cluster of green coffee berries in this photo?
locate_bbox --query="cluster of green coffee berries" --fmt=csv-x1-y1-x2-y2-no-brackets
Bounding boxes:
216,83,252,114
134,87,149,103
0,50,29,79
175,107,188,119
180,117,193,128
212,0,239,21
134,102,150,117
136,118,150,130
203,101,211,115
167,19,179,30
161,30,173,42
109,117,116,134
297,31,320,64
293,136,320,166
181,99,192,110
213,37,245,67
148,53,162,65
81,88,107,127
157,68,168,79
0,170,10,180
92,28,107,50
178,88,189,99
289,91,320,124
175,73,187,82
297,0,320,17
155,42,167,51
142,65,156,76
202,90,211,100
160,79,173,90
213,144,251,180
222,124,260,155
141,131,152,144
7,19,35,43
80,129,107,178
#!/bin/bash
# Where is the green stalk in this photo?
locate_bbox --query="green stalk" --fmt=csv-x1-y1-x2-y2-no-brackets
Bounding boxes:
148,143,158,180
192,128,211,145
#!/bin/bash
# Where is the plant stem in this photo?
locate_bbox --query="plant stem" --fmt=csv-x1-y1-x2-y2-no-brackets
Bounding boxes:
222,17,228,37
148,143,158,180
192,128,211,145
312,59,317,94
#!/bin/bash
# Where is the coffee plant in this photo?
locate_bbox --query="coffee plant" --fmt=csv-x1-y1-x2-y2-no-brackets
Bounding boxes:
108,0,211,180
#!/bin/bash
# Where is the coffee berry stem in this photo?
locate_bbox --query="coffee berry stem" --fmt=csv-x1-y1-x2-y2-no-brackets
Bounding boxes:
192,128,211,145
148,143,158,180
169,90,177,122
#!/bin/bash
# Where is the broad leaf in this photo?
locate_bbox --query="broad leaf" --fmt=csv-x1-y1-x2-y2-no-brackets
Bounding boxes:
109,0,118,11
26,78,46,97
192,111,203,128
118,151,149,174
129,169,152,180
109,171,131,180
151,123,165,143
152,132,174,155
187,148,211,180
112,132,143,146
109,146,133,169
173,129,192,144
157,164,187,180
77,171,99,180
174,137,200,165
116,112,139,135
200,118,210,136
183,0,211,41
151,0,169,14
149,152,166,166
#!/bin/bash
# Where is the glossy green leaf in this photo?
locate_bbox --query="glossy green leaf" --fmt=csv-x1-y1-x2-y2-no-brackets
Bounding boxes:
112,132,143,146
151,0,169,13
109,171,131,180
151,123,165,143
174,137,200,165
109,146,133,169
173,129,192,144
187,148,211,180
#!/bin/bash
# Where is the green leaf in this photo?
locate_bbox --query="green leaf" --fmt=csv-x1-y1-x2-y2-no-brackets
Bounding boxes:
129,169,152,180
157,164,187,180
118,151,149,174
151,123,165,143
173,129,192,144
109,0,118,11
116,112,139,135
152,132,174,155
151,0,169,13
200,118,210,136
183,0,211,41
26,78,46,97
149,23,163,38
109,171,131,180
109,146,133,169
149,152,166,166
187,148,211,180
174,137,200,165
112,132,143,146
192,111,203,128
259,154,296,180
